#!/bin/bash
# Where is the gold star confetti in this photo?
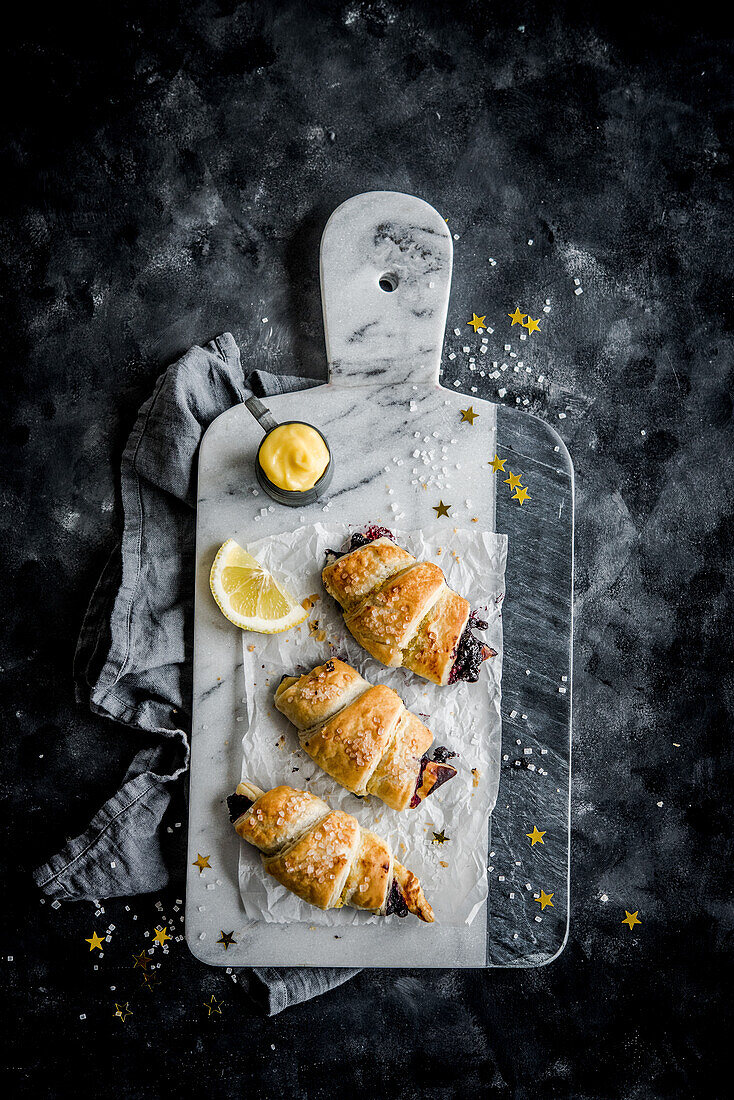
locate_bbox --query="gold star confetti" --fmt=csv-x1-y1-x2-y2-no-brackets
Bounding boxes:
432,830,449,845
132,950,149,971
508,306,526,326
460,406,479,424
467,313,486,332
85,932,105,952
504,471,523,491
513,486,531,506
524,315,541,334
192,853,211,874
142,970,159,991
217,931,237,950
152,927,171,945
433,501,451,518
526,826,546,847
622,910,641,930
489,454,506,473
114,1002,132,1022
203,995,223,1017
536,890,554,910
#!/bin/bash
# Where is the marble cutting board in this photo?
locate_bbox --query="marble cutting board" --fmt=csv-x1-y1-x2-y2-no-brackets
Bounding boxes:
186,191,573,968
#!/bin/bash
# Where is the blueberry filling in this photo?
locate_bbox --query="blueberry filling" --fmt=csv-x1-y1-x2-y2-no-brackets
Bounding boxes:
227,792,254,821
449,613,497,684
385,879,409,917
325,526,395,562
410,747,459,808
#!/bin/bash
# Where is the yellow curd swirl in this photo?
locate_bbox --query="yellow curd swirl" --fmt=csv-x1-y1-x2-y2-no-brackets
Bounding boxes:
258,423,330,492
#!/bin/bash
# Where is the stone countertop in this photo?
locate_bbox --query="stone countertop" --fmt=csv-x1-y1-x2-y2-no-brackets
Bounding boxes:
3,1,731,1095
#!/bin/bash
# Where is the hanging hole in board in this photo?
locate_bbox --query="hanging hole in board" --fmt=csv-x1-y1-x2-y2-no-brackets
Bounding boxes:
378,273,398,292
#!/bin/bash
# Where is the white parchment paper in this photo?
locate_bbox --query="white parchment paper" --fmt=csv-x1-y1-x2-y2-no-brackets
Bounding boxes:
237,524,507,926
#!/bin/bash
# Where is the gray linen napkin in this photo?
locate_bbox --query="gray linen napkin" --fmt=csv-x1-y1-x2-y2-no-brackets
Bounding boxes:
32,333,360,1014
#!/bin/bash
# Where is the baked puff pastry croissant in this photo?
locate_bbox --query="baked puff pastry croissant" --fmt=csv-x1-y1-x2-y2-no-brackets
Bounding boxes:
227,780,434,922
322,533,495,685
274,659,457,810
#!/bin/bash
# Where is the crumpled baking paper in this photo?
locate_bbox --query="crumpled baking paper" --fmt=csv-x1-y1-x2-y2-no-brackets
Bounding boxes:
237,523,507,926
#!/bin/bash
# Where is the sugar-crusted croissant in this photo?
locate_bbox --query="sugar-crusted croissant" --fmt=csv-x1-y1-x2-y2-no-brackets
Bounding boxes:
274,659,457,810
227,780,434,922
322,534,495,685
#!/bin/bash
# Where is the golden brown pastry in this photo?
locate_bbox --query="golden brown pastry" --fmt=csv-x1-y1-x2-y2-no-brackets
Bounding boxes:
274,659,457,811
227,780,434,922
322,534,495,685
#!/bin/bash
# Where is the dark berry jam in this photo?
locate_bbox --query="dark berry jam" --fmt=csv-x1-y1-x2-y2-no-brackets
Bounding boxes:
448,614,497,684
385,879,409,917
227,792,254,822
325,526,395,561
409,748,459,806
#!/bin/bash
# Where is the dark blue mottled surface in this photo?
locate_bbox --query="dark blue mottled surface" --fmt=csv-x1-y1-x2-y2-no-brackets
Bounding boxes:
2,0,731,1095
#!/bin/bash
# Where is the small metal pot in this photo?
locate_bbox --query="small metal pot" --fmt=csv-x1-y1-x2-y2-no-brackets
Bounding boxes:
246,396,333,508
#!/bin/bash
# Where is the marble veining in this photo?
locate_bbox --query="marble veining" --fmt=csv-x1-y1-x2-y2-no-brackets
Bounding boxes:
186,193,572,968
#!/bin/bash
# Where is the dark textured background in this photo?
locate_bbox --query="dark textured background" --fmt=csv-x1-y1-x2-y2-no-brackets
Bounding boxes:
2,1,732,1096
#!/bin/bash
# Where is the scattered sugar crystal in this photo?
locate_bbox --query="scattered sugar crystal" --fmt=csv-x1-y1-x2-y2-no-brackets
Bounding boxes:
540,748,548,755
543,306,551,313
558,412,567,419
448,352,456,360
528,239,533,245
535,915,542,923
498,387,507,397
453,380,460,387
454,328,461,336
523,748,532,755
520,333,527,340
80,1014,86,1020
51,900,61,910
480,346,487,355
199,932,206,940
573,278,580,285
489,257,496,265
558,685,567,693
575,287,583,295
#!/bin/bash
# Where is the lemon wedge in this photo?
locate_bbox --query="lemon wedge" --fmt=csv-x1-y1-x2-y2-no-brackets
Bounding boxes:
209,539,308,634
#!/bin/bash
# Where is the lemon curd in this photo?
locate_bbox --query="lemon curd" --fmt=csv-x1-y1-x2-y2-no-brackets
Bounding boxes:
258,423,330,492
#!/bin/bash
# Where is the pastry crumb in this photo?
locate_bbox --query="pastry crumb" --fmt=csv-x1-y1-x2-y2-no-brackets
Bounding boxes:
471,768,481,787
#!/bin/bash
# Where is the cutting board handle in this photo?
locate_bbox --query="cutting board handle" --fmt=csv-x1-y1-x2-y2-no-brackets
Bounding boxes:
320,191,453,389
